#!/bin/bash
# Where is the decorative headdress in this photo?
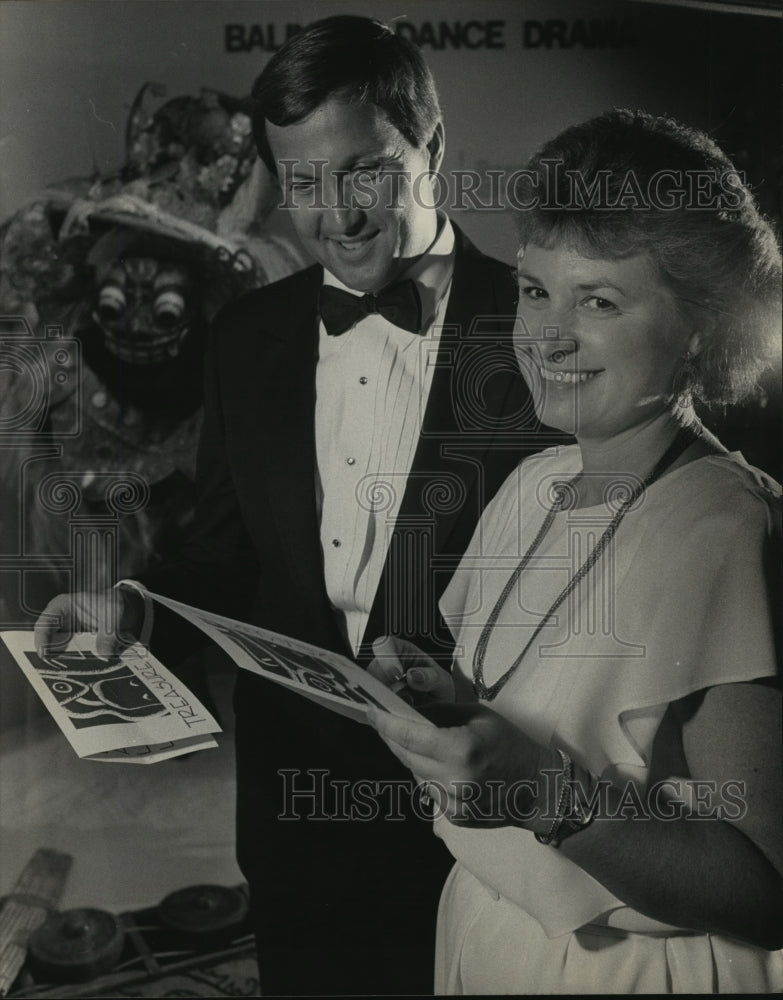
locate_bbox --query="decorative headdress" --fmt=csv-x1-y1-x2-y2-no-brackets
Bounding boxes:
122,82,259,230
0,83,306,326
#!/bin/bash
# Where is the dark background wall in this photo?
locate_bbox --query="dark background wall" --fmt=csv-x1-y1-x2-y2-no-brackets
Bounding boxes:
1,0,780,476
2,1,781,247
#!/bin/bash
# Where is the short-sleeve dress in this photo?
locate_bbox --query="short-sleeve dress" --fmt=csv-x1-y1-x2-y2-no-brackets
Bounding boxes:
434,445,782,994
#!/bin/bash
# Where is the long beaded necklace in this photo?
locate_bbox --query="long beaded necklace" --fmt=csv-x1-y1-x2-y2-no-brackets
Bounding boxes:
472,425,701,701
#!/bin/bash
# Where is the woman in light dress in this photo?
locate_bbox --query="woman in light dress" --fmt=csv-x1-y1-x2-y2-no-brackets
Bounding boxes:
369,110,782,994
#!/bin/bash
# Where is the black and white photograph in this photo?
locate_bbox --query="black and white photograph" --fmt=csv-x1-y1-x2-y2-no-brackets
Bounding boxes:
0,0,781,995
0,630,221,761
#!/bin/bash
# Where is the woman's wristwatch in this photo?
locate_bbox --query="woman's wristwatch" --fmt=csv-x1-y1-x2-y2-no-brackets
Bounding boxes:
534,749,598,848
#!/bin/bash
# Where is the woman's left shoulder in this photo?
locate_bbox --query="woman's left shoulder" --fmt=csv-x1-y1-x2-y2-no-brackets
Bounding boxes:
717,452,781,497
675,453,781,525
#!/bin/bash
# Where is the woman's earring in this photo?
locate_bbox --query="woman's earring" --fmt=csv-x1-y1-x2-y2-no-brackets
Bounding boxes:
673,350,698,408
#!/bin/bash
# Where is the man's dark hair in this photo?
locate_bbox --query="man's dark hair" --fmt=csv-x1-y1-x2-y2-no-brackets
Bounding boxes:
250,15,441,173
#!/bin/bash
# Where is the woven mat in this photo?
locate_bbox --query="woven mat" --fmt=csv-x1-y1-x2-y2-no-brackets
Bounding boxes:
91,950,260,997
10,949,260,998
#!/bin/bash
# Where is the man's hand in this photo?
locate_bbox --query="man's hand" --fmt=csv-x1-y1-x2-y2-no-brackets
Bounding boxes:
367,635,455,706
34,586,146,657
367,701,554,828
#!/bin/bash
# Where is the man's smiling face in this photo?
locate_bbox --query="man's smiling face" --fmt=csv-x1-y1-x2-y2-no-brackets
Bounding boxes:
267,97,443,292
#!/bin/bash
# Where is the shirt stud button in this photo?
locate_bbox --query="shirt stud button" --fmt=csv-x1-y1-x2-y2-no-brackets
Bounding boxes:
346,457,356,466
358,376,368,385
332,538,341,547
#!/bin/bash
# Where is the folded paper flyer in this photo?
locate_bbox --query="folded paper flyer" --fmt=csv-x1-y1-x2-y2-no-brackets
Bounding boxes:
1,587,425,763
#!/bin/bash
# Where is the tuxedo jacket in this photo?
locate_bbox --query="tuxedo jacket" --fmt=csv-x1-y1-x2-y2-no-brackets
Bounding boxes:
142,223,559,891
144,224,553,661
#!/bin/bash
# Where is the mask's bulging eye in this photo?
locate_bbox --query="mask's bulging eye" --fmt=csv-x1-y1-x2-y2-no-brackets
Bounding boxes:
154,289,186,329
96,284,126,322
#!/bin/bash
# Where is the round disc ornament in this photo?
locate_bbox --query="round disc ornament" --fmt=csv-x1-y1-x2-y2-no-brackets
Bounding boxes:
29,907,124,982
157,884,248,937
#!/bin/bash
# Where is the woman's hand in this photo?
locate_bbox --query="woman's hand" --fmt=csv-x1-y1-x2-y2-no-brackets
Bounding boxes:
367,700,554,828
368,635,455,706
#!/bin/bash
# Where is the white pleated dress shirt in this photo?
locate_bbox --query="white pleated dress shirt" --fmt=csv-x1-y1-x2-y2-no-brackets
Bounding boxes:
316,217,456,654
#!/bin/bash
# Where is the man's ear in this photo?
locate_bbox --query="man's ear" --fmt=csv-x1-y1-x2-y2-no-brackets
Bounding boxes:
426,121,445,174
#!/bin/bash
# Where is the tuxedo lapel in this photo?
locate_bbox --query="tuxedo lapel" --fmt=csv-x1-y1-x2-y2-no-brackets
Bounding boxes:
410,227,512,526
393,226,519,547
361,227,521,661
249,266,342,640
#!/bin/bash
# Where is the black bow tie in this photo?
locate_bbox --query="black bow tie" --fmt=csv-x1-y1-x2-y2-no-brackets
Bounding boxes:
319,279,424,336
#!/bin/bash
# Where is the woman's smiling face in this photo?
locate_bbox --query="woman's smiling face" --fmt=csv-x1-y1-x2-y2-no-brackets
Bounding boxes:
514,242,693,442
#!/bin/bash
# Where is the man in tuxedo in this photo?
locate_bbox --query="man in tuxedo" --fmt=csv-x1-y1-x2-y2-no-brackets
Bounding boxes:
36,15,555,995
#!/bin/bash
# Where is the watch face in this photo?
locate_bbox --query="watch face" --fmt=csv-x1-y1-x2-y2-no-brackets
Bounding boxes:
534,751,598,846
